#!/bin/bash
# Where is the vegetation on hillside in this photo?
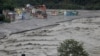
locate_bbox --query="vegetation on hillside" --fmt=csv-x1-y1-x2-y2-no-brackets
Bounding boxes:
0,0,100,13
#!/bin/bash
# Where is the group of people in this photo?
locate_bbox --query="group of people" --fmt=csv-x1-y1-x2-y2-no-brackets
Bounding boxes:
26,4,47,19
15,4,47,20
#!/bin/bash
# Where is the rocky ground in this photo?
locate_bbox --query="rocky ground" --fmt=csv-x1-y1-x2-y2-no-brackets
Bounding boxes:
0,17,100,56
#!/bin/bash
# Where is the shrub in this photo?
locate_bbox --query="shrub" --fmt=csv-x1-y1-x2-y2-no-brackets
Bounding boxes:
0,14,5,21
66,4,82,9
57,39,89,56
0,14,11,23
3,18,11,23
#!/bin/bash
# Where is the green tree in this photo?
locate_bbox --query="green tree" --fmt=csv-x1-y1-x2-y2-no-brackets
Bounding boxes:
0,0,15,13
58,39,89,56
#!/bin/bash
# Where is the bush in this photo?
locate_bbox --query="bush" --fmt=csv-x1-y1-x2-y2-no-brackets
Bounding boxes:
3,18,11,23
57,39,89,56
85,5,100,10
0,14,11,23
0,14,5,21
66,4,82,9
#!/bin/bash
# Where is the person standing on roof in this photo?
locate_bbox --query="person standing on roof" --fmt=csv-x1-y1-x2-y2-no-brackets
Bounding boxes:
40,4,47,19
31,6,36,16
41,4,46,12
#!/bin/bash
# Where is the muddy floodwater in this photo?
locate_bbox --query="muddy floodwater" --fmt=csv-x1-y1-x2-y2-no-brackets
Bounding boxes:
0,17,100,56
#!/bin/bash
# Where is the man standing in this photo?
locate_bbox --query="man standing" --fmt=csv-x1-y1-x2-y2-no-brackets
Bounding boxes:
31,7,36,16
22,11,26,20
40,4,47,19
